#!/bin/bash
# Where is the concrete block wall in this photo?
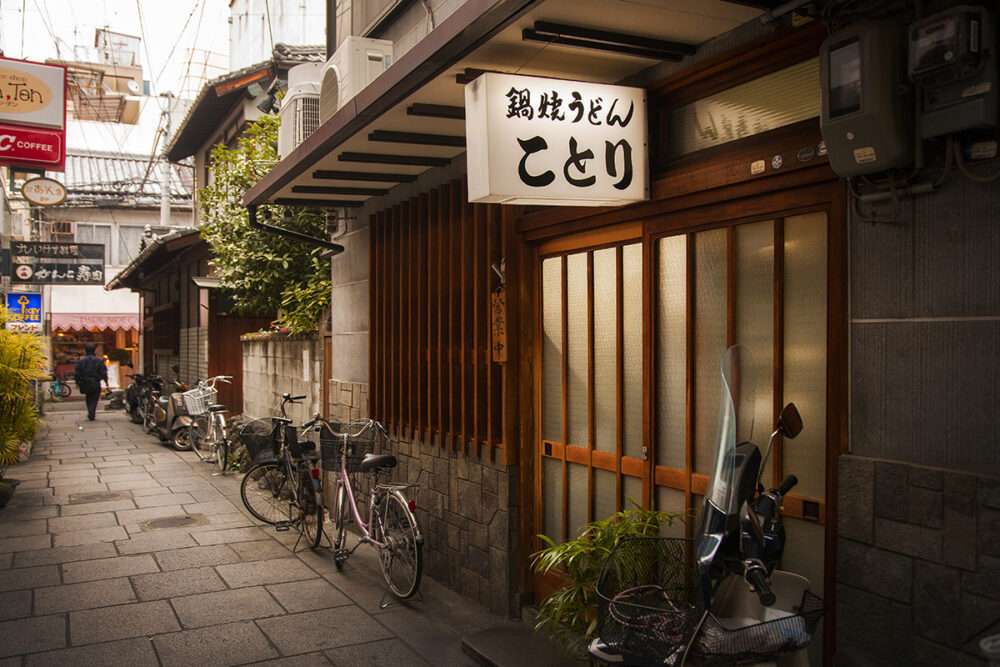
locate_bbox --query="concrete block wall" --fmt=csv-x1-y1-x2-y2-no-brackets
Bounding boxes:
837,456,1000,665
241,334,323,423
328,378,516,616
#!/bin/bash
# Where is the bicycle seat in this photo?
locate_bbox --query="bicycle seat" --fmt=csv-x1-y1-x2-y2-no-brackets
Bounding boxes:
207,404,227,412
360,453,397,472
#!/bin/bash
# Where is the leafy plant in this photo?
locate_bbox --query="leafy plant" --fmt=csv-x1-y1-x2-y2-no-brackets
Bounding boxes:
0,306,46,478
531,499,686,658
198,114,331,334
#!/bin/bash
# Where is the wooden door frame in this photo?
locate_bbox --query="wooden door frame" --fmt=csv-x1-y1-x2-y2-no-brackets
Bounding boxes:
518,147,847,658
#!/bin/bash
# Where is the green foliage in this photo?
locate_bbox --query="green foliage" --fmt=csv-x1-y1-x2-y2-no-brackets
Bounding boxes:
198,114,331,333
530,500,687,658
0,307,46,476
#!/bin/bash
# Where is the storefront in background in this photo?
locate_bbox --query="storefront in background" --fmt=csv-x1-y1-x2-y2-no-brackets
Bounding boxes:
49,313,139,387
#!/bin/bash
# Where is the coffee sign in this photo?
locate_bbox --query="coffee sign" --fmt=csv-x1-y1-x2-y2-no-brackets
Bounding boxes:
465,73,648,206
0,57,66,170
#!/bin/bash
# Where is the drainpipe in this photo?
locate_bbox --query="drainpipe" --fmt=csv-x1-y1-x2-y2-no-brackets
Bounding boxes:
326,0,337,57
246,205,345,255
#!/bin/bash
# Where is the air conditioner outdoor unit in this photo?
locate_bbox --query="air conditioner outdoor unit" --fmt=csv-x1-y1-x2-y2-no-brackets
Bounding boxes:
319,36,393,124
277,62,323,160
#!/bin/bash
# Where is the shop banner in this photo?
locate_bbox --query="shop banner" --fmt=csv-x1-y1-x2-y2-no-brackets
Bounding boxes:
9,242,105,285
4,292,42,332
465,72,648,206
0,57,67,170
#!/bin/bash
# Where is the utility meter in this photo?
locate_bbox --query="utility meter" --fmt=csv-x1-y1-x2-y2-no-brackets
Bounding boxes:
909,5,997,138
820,21,914,177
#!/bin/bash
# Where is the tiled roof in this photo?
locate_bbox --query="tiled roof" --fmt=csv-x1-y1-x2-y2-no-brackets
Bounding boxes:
62,150,194,208
272,43,326,64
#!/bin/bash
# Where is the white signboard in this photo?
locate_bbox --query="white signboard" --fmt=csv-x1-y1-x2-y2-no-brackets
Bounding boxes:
0,57,67,130
465,73,648,206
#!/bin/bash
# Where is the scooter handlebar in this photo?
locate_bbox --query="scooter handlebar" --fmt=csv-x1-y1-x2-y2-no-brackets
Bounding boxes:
776,474,798,497
746,567,776,607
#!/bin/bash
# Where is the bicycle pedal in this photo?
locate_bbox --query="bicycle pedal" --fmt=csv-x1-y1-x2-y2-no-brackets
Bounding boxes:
274,521,292,532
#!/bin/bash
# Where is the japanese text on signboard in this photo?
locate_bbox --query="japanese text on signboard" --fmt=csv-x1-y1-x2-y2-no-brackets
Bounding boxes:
465,73,647,206
10,242,105,285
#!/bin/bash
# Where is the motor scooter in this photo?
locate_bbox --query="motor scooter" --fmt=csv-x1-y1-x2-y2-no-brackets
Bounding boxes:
589,345,823,666
149,365,194,451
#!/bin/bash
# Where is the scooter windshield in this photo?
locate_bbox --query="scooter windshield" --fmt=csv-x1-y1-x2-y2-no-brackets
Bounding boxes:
706,344,757,516
695,344,757,572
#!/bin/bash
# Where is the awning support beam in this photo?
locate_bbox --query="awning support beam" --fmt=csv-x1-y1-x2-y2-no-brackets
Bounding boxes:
247,205,345,255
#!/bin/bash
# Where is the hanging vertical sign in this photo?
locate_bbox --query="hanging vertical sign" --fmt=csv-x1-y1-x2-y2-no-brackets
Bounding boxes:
465,72,648,206
0,57,67,171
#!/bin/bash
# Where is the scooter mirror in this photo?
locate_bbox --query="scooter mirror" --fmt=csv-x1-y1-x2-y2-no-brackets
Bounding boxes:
171,364,181,374
777,403,802,439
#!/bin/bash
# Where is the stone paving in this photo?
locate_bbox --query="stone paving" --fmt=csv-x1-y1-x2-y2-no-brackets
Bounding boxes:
0,402,504,666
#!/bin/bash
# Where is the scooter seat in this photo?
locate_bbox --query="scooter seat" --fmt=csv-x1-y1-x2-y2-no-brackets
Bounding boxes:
360,453,397,472
207,404,227,413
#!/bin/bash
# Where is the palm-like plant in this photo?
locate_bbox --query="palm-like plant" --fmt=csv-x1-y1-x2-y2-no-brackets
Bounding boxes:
0,306,46,480
531,499,686,658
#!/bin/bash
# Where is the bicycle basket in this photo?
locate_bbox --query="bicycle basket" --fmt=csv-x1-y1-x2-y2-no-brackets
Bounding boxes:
240,418,280,463
595,537,705,666
319,421,382,472
182,386,217,415
688,583,824,665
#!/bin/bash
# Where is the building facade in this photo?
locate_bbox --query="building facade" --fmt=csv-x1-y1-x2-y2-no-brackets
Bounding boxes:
243,1,998,664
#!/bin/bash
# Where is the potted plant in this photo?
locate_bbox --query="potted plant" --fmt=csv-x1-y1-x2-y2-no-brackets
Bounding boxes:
531,499,687,659
0,306,46,507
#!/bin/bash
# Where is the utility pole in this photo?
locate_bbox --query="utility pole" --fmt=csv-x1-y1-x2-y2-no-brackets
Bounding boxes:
160,92,173,227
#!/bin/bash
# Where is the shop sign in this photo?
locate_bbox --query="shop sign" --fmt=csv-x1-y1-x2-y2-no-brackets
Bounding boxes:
465,73,648,206
4,292,42,332
0,57,67,170
0,57,66,129
9,242,105,285
22,176,66,205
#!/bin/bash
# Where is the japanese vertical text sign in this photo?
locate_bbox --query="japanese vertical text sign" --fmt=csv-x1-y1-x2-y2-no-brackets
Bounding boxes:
465,73,648,206
5,292,43,332
0,57,67,171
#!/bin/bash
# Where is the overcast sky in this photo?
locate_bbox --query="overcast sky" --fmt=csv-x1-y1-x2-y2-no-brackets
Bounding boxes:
0,0,230,97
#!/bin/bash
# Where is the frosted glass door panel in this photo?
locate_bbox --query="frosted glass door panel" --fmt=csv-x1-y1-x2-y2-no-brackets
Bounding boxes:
543,457,563,540
693,229,727,475
566,254,589,448
783,212,827,499
735,221,775,455
542,258,563,444
594,469,616,524
622,244,643,460
567,462,589,538
593,249,618,454
656,235,687,469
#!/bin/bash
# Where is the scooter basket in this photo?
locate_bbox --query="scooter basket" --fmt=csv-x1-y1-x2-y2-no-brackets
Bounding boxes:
596,537,705,666
240,418,280,463
688,589,824,665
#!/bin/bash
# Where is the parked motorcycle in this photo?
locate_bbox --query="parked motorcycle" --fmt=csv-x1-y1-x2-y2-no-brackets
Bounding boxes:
148,365,194,451
124,365,159,424
589,345,823,666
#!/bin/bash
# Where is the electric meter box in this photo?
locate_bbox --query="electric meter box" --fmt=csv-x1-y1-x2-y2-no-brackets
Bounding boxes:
909,6,997,138
820,21,914,177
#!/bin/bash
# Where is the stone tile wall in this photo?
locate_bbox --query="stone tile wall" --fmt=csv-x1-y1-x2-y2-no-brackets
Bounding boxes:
328,378,516,616
837,455,1000,665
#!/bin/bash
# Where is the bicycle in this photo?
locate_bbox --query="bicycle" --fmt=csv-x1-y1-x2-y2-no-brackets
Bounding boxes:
47,375,71,399
315,417,424,603
239,393,324,550
186,375,232,474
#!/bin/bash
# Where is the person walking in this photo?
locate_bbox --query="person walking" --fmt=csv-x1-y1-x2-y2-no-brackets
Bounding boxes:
74,344,108,421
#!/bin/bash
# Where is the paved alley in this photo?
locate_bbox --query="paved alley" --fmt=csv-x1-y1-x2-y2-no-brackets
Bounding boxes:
0,401,508,666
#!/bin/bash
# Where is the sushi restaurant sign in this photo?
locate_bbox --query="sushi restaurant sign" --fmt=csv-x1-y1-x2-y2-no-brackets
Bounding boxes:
465,73,648,207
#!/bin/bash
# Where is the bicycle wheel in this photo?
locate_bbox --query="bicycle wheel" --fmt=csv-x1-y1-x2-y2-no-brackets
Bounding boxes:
332,482,350,568
240,462,293,524
297,465,324,549
57,383,71,398
375,492,423,599
189,414,212,460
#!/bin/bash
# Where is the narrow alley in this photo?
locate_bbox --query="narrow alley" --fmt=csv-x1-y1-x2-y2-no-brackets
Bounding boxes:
0,402,523,666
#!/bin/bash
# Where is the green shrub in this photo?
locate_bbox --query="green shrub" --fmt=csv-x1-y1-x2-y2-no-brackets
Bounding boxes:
0,306,46,477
